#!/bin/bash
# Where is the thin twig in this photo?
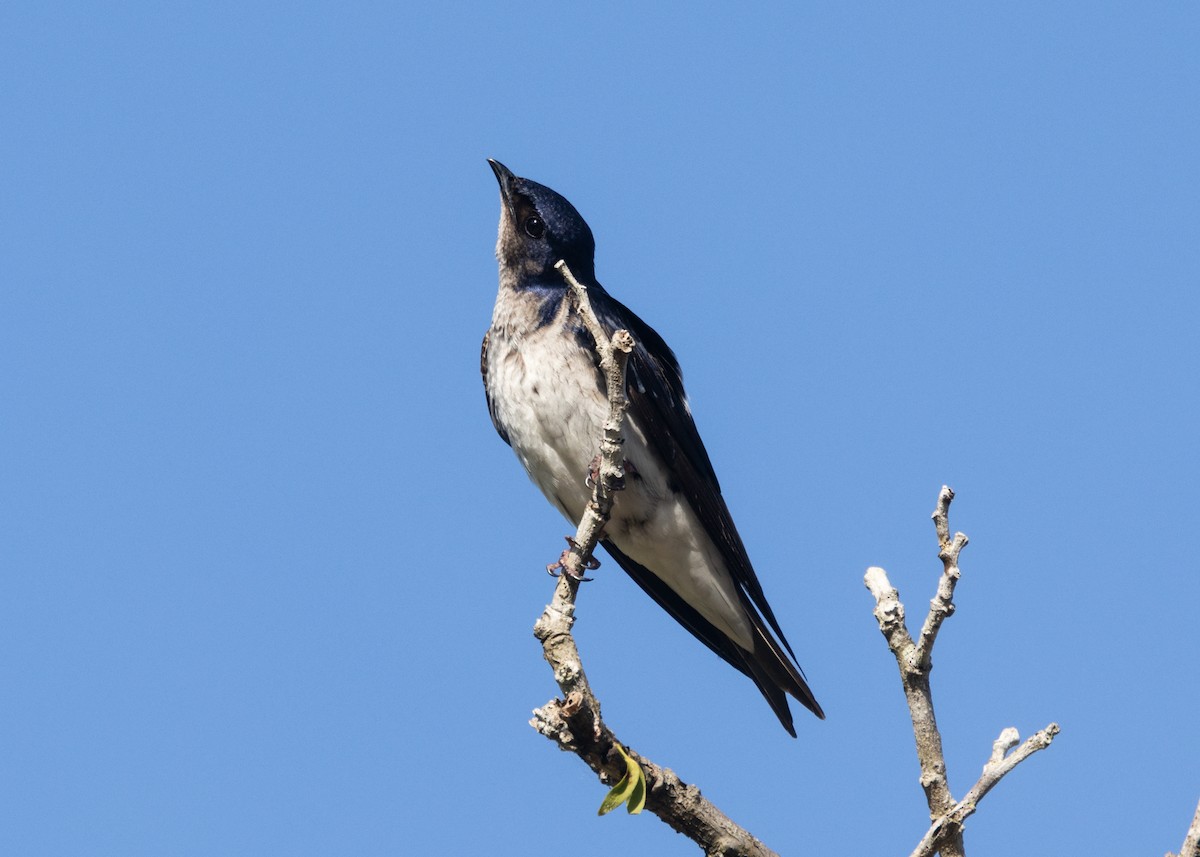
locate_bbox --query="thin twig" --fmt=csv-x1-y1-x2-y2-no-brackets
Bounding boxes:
908,724,1060,857
531,260,775,857
542,260,633,582
916,487,968,670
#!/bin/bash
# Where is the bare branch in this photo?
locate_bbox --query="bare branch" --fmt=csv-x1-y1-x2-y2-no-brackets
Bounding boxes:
908,724,1060,857
916,486,968,669
959,724,1059,811
867,487,1058,857
865,564,963,857
530,260,774,857
531,588,779,857
1167,797,1200,857
543,260,634,582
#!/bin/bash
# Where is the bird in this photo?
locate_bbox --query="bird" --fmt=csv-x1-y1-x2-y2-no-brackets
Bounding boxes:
481,160,823,735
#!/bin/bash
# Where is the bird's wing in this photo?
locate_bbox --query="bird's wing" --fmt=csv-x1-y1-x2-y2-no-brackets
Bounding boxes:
587,285,823,722
586,287,791,649
481,330,511,446
603,538,812,735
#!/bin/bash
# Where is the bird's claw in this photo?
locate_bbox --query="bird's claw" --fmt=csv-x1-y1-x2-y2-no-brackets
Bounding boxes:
585,455,634,491
585,455,601,489
545,536,599,581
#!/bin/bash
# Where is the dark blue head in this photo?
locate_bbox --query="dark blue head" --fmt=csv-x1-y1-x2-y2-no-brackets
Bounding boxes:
489,160,596,284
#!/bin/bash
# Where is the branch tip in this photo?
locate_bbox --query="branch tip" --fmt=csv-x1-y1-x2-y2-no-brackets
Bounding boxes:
988,727,1021,765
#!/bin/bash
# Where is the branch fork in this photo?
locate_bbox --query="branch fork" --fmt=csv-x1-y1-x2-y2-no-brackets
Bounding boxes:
866,487,1059,857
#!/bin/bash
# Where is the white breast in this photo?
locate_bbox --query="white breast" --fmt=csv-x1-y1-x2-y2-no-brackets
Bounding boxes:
487,290,753,650
487,319,604,521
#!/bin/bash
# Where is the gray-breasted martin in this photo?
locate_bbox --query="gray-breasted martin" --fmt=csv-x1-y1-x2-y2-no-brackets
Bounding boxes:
482,160,822,735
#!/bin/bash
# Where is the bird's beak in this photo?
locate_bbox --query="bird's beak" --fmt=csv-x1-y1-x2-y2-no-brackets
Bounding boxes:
488,158,517,218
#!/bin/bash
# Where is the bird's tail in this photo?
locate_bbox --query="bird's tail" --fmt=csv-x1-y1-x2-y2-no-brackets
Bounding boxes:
740,616,824,738
603,539,822,736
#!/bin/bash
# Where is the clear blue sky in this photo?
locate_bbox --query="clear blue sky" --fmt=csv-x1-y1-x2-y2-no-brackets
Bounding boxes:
3,3,1197,855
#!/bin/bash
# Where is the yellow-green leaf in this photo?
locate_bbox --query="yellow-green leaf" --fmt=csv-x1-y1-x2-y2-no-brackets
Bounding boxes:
597,743,647,816
597,771,634,815
626,765,646,815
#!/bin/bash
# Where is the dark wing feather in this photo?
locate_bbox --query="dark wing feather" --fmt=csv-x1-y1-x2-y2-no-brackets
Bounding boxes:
481,331,511,446
604,539,802,736
586,284,824,724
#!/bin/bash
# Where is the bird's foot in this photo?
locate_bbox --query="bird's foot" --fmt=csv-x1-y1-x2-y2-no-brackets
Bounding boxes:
584,456,635,490
584,455,602,489
545,536,600,581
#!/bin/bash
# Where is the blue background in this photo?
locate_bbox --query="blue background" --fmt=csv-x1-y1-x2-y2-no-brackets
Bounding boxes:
3,3,1197,855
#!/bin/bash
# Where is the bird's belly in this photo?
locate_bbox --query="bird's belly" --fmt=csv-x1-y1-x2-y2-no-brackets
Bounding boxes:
531,437,754,652
490,328,606,519
606,487,754,650
490,330,753,649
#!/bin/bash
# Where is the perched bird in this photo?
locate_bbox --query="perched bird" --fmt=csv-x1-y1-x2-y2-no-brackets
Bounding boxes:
482,160,823,735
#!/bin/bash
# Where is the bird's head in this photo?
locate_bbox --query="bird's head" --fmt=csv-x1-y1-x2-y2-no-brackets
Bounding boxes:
489,160,596,284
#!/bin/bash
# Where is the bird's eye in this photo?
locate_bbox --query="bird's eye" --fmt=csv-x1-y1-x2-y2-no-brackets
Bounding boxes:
523,216,545,239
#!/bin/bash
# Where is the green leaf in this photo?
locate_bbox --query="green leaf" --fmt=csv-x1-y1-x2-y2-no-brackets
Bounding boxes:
597,743,647,816
597,771,634,816
626,765,646,815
